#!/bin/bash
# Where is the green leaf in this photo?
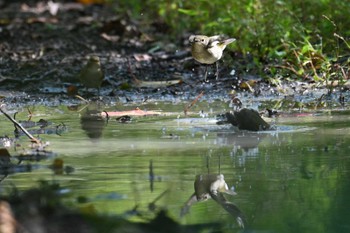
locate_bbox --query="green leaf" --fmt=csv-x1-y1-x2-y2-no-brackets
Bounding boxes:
178,8,198,16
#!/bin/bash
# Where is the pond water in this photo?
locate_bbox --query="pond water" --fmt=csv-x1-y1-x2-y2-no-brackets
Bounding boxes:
1,102,350,233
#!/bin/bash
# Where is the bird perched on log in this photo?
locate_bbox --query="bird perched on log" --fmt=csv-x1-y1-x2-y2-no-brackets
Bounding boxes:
78,55,104,94
189,35,235,81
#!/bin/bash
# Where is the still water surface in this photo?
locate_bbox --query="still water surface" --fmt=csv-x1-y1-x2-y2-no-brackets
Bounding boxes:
1,103,350,233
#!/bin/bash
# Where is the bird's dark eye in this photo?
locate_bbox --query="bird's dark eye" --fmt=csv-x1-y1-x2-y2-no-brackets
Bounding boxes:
201,39,204,42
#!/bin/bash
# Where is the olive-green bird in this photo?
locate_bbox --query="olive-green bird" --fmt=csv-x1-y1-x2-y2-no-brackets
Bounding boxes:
79,56,104,94
189,35,235,81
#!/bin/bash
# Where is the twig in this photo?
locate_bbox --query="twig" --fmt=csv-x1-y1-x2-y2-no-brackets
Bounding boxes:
127,58,140,84
148,189,169,211
269,64,306,79
334,33,350,50
0,106,40,144
184,91,204,115
309,51,321,81
75,94,89,104
339,65,348,80
0,174,9,183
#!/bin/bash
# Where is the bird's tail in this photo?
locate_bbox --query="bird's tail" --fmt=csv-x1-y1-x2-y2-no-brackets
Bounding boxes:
222,38,236,46
217,38,236,49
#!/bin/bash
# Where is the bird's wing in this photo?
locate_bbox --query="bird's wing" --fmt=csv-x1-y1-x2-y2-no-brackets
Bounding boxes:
180,193,198,217
208,35,221,43
210,192,246,228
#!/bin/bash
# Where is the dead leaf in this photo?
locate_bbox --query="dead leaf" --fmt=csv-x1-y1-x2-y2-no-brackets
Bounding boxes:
67,85,78,96
26,17,58,24
133,54,152,62
100,33,120,42
47,0,60,15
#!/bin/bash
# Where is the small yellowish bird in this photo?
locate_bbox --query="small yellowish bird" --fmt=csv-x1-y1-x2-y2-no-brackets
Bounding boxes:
189,35,235,81
79,55,104,94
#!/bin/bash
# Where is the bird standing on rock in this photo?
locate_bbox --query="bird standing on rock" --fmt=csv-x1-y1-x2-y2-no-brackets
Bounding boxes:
78,55,104,94
189,35,235,81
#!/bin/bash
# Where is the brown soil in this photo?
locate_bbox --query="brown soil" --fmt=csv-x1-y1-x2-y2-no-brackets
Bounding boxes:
0,0,347,110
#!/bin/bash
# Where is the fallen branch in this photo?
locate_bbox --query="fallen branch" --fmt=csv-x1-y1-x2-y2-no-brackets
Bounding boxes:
0,106,40,144
184,91,204,116
133,79,182,88
100,108,161,117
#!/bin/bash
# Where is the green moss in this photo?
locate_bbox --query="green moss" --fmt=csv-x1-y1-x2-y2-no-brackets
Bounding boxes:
106,0,350,83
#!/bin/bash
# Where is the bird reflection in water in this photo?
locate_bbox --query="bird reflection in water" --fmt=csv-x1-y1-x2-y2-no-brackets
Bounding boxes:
80,109,105,140
181,173,246,229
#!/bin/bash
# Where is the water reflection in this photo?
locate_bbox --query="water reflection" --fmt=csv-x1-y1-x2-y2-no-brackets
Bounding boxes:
217,131,267,159
181,173,245,228
2,104,350,233
217,131,266,149
80,109,105,139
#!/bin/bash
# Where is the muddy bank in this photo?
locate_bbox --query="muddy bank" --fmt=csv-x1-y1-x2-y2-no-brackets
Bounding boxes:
0,1,348,110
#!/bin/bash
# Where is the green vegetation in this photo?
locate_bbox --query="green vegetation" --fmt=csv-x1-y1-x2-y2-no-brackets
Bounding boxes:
110,0,350,83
